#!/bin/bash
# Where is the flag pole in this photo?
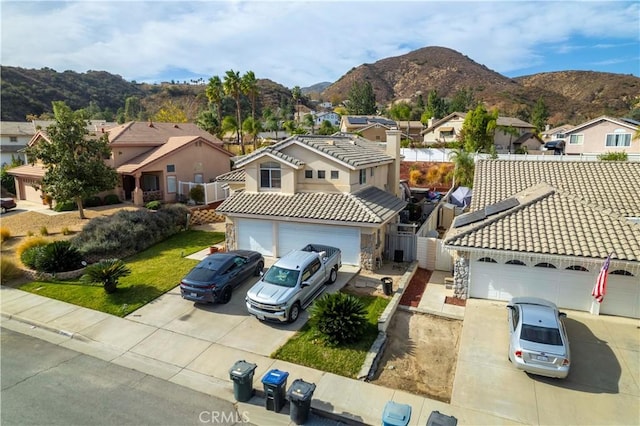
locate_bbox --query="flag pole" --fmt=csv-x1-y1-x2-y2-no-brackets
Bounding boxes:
590,252,614,316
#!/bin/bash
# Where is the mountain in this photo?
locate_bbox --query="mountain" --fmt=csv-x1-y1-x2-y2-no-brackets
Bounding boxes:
302,82,332,95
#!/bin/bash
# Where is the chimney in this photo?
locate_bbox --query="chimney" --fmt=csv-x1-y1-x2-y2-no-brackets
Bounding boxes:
428,117,435,128
386,129,402,198
545,124,550,132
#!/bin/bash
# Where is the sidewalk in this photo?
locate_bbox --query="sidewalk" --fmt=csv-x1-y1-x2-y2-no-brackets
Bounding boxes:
0,271,510,426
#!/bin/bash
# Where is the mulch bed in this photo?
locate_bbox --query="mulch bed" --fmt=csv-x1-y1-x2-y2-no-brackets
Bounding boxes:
399,268,431,307
445,296,467,306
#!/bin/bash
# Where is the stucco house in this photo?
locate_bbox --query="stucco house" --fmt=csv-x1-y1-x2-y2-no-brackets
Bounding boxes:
9,121,232,206
215,130,407,269
314,111,341,126
339,116,400,142
444,160,640,319
421,112,543,153
564,116,639,155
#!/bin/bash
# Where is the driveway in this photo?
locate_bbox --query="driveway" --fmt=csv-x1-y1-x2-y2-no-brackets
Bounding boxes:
452,299,640,425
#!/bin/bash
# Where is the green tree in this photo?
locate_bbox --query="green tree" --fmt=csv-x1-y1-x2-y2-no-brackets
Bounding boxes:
81,258,131,294
242,117,262,149
153,101,188,122
460,105,498,153
425,90,448,120
124,96,143,121
303,113,315,134
317,120,338,135
262,107,280,140
448,88,476,113
449,148,475,188
223,70,245,154
531,97,549,133
221,115,239,143
291,86,302,124
242,71,259,123
25,101,118,219
205,76,224,134
347,81,376,115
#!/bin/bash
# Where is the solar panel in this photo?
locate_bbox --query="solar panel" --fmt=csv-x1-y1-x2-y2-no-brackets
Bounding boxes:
485,197,520,216
453,210,486,228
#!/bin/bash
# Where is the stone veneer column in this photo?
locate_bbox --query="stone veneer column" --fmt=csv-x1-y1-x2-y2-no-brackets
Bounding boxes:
360,233,375,270
225,222,235,251
453,251,469,299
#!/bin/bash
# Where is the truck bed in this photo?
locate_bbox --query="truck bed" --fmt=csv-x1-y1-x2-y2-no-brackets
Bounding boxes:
301,244,340,259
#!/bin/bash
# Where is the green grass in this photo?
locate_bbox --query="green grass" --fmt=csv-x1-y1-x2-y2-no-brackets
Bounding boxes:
271,292,390,378
18,230,224,316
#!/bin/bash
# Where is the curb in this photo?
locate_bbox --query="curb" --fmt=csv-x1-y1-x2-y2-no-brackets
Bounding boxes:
1,312,89,341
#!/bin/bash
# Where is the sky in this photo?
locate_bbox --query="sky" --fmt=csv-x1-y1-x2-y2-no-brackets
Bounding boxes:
1,1,639,89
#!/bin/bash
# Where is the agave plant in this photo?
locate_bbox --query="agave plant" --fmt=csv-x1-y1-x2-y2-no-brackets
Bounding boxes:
81,259,131,294
309,292,367,345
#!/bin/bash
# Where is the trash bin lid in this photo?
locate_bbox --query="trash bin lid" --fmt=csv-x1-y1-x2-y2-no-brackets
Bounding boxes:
229,360,257,377
286,379,316,401
261,369,289,385
381,276,393,283
382,401,412,426
426,410,458,426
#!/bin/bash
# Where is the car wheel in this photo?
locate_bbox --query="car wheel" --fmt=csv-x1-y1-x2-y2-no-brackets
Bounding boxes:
254,261,264,276
1,207,5,214
326,267,338,284
288,302,301,323
219,287,232,304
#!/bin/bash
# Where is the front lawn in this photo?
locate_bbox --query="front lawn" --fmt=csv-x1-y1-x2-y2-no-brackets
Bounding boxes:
271,292,389,378
18,230,224,316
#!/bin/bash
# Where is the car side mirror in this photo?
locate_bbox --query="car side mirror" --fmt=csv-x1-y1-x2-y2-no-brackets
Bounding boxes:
559,312,567,318
301,281,310,288
506,305,514,310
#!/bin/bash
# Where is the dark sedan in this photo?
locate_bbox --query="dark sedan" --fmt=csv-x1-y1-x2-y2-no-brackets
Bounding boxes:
180,250,264,304
1,198,17,214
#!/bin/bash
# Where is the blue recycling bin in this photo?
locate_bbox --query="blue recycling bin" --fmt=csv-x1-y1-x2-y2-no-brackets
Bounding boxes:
382,401,412,426
261,369,289,412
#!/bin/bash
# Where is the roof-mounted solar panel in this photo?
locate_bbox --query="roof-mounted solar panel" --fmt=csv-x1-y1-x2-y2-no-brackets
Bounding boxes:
485,197,520,216
452,210,486,228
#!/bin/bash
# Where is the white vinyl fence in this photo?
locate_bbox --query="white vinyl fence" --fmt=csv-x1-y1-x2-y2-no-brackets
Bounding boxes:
178,181,229,205
400,148,640,162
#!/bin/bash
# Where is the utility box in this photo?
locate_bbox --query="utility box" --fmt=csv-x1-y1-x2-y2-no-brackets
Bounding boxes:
229,360,257,402
287,379,316,425
261,369,289,412
382,401,412,426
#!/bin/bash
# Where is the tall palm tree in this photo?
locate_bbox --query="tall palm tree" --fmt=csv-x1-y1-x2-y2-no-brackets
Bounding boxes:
291,86,302,124
223,70,245,154
242,71,259,124
205,76,224,135
243,117,262,150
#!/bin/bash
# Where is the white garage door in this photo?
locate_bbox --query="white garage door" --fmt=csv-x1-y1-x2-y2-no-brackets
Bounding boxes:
470,261,594,312
278,223,360,265
237,219,273,256
601,275,640,319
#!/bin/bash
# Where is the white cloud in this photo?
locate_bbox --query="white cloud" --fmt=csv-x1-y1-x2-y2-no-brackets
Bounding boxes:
1,1,638,87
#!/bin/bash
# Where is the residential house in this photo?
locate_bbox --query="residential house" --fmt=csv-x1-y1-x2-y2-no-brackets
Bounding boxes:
444,160,640,319
9,121,232,206
541,124,572,143
421,112,543,153
314,111,341,127
563,116,639,155
215,130,407,269
396,121,425,142
340,116,400,142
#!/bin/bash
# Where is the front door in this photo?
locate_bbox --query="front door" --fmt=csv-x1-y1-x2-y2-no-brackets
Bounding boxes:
123,175,135,200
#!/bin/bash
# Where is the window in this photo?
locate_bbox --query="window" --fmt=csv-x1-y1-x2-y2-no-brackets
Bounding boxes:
9,136,17,142
569,134,584,145
610,270,634,276
260,162,281,188
166,176,177,193
194,173,203,183
506,259,526,266
305,170,313,179
370,168,374,177
142,175,159,191
318,170,326,179
478,257,497,263
331,170,339,179
166,164,175,172
605,133,631,147
535,262,557,269
359,169,367,184
302,259,321,281
566,265,588,272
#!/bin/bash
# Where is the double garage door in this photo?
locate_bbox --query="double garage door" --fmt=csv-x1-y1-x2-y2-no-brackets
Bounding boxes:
470,260,639,319
236,219,361,265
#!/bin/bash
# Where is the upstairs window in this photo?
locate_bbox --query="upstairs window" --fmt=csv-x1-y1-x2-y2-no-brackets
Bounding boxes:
260,162,281,189
305,170,312,179
331,170,339,179
605,133,631,147
318,170,326,179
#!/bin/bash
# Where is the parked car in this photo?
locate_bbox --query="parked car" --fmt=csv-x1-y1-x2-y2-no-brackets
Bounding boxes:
1,197,17,214
180,250,264,304
506,297,570,379
245,244,341,323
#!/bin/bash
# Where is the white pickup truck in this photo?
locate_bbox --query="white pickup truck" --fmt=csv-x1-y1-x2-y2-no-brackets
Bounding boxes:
245,244,342,323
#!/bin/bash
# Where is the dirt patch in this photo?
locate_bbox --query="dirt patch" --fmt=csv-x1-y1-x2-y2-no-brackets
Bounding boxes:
371,310,462,402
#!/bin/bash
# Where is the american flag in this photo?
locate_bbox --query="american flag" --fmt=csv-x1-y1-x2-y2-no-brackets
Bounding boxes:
592,254,611,303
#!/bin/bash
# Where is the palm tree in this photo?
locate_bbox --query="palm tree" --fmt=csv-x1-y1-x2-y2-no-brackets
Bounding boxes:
449,148,475,188
242,71,259,124
81,259,131,294
205,76,224,135
221,115,239,146
242,117,262,150
303,113,315,134
223,70,245,154
291,86,302,125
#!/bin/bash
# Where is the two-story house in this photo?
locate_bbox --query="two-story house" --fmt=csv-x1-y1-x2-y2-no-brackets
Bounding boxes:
9,121,232,206
340,116,401,142
0,122,35,166
314,111,341,126
564,116,639,155
215,130,407,269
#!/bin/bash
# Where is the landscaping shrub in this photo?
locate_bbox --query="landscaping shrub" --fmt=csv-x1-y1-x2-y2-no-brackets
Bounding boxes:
34,241,84,273
598,152,628,161
83,195,102,208
39,226,49,236
409,169,424,186
1,258,22,284
189,185,205,204
309,292,367,345
16,236,49,259
71,204,190,258
103,194,121,205
0,226,11,243
146,200,161,210
54,200,76,212
81,258,131,294
21,246,45,269
61,227,72,235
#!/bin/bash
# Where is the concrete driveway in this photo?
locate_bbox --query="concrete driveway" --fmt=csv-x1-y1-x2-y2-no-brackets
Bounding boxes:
452,299,640,425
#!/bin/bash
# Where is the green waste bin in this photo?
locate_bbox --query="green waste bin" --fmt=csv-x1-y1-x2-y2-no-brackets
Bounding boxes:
287,379,316,425
261,369,289,412
229,360,257,402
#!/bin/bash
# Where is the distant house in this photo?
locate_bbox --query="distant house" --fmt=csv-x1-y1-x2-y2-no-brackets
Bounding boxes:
340,116,408,142
564,116,639,155
541,124,573,143
9,121,232,206
396,121,425,142
314,111,341,126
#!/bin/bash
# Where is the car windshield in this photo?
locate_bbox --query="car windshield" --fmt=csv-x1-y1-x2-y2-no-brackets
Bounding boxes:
263,266,300,288
520,324,563,345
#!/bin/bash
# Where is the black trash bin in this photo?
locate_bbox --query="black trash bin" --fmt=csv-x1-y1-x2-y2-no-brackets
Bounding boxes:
382,401,411,426
261,369,289,412
229,360,257,402
382,277,393,296
426,410,458,426
287,379,316,425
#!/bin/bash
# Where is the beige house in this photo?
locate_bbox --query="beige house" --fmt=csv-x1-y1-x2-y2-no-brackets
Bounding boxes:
339,116,407,142
564,116,639,155
422,112,543,153
9,121,232,206
216,130,407,269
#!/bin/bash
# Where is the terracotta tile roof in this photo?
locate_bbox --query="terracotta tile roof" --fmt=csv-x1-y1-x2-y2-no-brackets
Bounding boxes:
446,160,640,261
107,121,221,146
216,186,406,224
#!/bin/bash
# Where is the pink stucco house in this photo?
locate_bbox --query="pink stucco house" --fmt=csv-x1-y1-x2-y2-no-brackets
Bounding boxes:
563,116,639,155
